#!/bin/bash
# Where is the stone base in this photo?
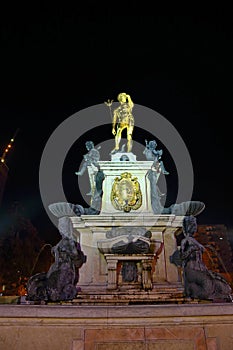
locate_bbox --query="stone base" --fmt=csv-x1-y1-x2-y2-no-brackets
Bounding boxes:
72,283,185,305
1,303,233,349
104,254,154,291
71,214,184,296
111,151,137,162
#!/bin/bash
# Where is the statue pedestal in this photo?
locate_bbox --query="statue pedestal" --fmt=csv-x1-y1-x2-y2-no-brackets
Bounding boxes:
71,214,184,300
70,155,185,302
98,160,156,215
104,254,154,291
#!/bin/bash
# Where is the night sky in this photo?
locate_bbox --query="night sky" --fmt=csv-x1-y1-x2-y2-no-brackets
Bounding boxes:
0,7,233,241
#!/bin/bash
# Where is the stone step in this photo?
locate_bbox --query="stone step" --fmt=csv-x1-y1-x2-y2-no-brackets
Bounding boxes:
69,287,186,305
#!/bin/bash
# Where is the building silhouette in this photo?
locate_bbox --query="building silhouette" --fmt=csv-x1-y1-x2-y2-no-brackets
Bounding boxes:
195,224,233,285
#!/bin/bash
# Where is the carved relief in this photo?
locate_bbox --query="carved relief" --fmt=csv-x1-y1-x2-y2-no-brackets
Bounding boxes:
110,172,142,212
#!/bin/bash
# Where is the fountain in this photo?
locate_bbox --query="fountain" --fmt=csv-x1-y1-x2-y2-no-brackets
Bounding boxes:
26,92,232,304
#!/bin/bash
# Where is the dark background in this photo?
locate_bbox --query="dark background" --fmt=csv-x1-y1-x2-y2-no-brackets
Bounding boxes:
1,6,232,242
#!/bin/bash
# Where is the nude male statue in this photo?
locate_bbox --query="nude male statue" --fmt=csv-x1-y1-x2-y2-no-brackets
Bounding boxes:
111,92,134,153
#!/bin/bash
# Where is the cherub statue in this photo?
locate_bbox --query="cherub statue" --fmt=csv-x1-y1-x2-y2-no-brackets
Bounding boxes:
143,139,169,175
75,141,101,196
142,139,169,214
75,141,100,176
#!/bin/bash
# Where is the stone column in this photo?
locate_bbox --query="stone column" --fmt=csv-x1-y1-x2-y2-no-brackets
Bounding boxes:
141,260,153,290
151,230,166,282
105,256,118,290
163,227,180,283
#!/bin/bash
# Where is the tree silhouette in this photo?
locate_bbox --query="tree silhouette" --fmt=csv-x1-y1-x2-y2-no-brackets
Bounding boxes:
0,202,49,295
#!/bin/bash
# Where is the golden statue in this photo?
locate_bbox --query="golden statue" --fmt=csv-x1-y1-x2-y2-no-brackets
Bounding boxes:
110,93,134,153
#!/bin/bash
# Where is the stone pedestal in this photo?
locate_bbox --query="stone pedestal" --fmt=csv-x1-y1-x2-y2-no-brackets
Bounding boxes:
2,304,233,350
105,254,154,291
70,156,184,302
98,160,155,215
71,214,183,296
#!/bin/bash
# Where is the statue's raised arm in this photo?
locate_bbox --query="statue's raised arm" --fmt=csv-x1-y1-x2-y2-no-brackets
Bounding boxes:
125,93,134,110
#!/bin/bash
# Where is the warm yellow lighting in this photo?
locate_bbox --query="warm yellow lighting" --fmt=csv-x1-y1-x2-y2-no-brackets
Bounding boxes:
1,130,18,163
